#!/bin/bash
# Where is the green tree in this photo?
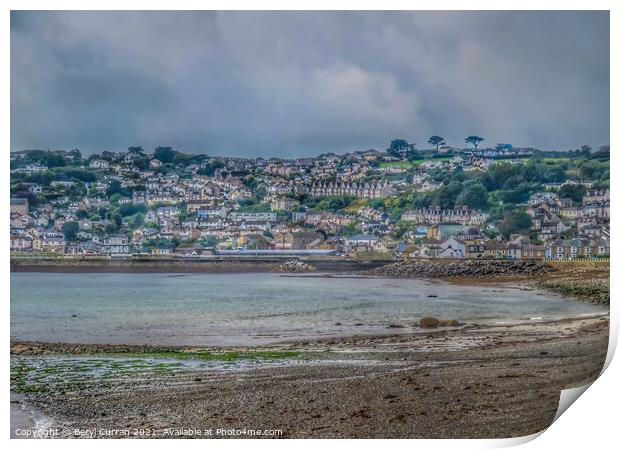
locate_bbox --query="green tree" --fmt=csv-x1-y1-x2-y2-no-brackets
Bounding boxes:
465,135,484,150
428,136,445,151
153,146,177,163
456,183,488,210
387,139,416,160
106,180,124,197
61,221,80,241
127,146,145,155
558,184,586,204
435,181,463,209
497,211,532,237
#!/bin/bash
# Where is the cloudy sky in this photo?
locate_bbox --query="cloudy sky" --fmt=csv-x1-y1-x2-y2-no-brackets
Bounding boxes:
11,11,609,157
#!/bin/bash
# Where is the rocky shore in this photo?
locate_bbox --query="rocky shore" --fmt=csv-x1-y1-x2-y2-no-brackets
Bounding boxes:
276,260,317,273
369,259,556,278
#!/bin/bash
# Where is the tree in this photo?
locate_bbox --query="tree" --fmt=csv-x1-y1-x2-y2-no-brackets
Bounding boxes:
497,211,532,237
69,149,82,165
428,136,445,151
76,209,89,219
592,145,610,160
386,139,416,160
127,146,145,155
106,180,124,197
558,184,586,204
465,136,484,150
61,221,80,241
435,181,463,209
112,213,123,228
153,146,177,163
456,183,489,210
578,145,592,156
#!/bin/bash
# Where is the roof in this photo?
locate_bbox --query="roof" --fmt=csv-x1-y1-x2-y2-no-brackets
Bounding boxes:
347,234,378,241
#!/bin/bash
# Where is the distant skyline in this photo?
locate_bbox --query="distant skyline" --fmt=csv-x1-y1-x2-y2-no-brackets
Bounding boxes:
11,11,609,157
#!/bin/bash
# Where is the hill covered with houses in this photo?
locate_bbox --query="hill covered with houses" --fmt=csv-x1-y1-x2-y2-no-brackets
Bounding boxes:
9,140,610,261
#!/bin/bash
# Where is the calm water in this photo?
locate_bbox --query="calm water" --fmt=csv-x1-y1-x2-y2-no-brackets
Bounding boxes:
10,273,606,346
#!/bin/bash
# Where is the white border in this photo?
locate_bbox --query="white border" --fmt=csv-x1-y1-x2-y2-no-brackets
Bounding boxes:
2,2,617,448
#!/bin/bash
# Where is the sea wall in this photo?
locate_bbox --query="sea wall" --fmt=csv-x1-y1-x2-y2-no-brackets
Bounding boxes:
10,256,392,273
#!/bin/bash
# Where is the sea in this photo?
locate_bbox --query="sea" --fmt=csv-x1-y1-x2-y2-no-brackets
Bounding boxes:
10,272,607,346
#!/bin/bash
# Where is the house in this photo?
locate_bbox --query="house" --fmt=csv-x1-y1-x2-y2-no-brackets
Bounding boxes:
546,238,609,260
273,231,324,249
89,159,110,169
101,234,132,254
10,235,33,251
401,206,486,226
271,197,300,212
438,238,465,258
308,181,395,199
344,234,379,252
150,159,163,169
521,244,546,260
10,198,29,214
237,233,274,250
40,234,66,254
174,243,213,257
582,189,609,205
157,207,180,226
228,212,278,222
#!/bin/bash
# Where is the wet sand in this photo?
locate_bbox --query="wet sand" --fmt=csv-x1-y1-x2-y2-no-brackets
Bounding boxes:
10,315,609,439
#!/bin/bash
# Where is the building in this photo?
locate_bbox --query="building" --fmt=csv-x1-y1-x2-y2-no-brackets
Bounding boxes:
271,197,300,212
10,198,29,214
308,181,395,199
89,159,110,169
101,235,132,254
546,238,610,260
401,206,486,226
228,212,278,222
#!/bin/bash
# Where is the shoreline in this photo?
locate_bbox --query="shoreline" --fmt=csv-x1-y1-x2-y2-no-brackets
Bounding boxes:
10,256,391,274
10,315,610,439
10,263,610,438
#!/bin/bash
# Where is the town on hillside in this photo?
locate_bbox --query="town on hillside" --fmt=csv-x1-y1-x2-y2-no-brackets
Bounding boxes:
9,138,610,261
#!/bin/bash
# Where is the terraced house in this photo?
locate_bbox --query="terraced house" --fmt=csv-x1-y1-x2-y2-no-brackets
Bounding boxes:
401,206,487,226
308,181,396,199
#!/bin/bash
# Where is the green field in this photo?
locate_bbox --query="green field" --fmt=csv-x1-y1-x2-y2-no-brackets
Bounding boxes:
379,161,414,169
380,157,454,169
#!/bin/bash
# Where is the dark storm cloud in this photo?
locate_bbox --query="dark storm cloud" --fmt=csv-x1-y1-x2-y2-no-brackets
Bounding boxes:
10,11,609,157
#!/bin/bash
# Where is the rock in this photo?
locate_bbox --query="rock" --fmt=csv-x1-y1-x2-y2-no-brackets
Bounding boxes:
387,323,404,328
11,344,29,355
368,259,556,278
334,322,342,326
438,319,460,327
419,316,440,328
276,260,316,273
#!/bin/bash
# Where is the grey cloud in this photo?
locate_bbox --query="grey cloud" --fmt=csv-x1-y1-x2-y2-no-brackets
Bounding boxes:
11,11,609,157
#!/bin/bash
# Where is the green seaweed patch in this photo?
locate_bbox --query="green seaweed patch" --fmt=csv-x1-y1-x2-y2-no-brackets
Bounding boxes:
120,350,302,362
539,280,610,306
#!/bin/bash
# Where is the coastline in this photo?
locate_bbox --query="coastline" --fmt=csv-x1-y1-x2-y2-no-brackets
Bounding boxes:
10,256,391,274
10,315,609,439
10,264,610,438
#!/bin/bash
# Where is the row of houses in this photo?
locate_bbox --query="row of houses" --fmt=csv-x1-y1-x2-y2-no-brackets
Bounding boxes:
308,181,396,199
404,237,609,260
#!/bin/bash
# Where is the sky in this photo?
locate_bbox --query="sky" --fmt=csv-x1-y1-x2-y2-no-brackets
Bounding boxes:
10,11,610,158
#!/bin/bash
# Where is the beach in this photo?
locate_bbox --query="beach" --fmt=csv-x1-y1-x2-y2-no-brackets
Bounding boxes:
9,262,610,439
10,315,609,438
